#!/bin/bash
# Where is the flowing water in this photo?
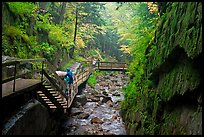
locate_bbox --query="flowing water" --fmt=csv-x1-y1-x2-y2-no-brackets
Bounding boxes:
59,72,128,135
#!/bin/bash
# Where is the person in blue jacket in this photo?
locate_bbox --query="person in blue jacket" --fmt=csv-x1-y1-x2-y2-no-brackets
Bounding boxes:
64,68,74,96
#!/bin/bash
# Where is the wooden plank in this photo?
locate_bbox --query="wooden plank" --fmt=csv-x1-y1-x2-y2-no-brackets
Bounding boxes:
2,79,41,98
40,86,65,112
2,60,20,67
42,70,66,97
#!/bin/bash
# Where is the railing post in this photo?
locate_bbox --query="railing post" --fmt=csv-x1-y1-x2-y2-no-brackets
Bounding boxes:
13,62,17,92
41,60,44,82
82,72,84,82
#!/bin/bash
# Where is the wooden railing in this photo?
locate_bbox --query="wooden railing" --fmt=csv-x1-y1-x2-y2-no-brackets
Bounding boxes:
2,58,45,92
2,58,127,112
81,60,128,70
2,58,93,111
98,61,127,70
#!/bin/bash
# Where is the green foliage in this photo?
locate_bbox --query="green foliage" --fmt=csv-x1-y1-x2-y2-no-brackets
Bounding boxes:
117,2,160,135
2,25,38,58
7,2,36,17
87,74,97,88
36,13,52,31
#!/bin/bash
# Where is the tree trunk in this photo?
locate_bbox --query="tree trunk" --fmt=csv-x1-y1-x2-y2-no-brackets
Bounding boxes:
69,4,78,59
59,2,66,25
73,4,78,43
39,2,48,10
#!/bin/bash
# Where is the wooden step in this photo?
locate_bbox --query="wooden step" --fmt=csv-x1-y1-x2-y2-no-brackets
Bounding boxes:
44,85,52,88
50,91,58,94
62,105,68,108
57,98,63,101
59,100,67,104
49,106,57,109
54,96,61,99
43,98,50,101
37,91,43,94
53,94,63,98
47,103,55,106
45,101,53,104
61,103,67,106
47,88,55,91
38,93,46,96
52,93,60,97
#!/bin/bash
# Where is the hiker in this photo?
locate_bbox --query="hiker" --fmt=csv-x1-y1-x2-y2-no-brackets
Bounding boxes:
64,68,74,96
92,58,97,67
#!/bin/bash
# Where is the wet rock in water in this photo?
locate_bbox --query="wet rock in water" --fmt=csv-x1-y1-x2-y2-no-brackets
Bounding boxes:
75,94,87,106
72,101,82,108
70,107,83,116
94,84,101,90
98,81,108,87
102,91,108,96
112,91,121,96
91,117,103,124
101,96,112,103
109,86,117,92
116,81,123,86
77,113,89,119
106,100,113,107
111,115,118,120
88,95,100,102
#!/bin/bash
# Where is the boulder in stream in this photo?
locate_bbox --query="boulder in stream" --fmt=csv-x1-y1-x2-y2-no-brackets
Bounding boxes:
91,117,103,124
75,94,87,106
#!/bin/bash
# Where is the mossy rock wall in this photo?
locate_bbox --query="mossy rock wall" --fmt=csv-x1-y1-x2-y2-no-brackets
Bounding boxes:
146,2,202,135
122,2,202,135
148,2,202,72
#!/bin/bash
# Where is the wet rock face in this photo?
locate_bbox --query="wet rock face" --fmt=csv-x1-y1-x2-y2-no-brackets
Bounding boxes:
60,72,129,135
2,99,60,135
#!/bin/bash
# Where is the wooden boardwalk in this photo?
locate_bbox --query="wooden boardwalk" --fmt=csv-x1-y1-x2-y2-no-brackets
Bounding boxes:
2,58,128,114
2,79,41,98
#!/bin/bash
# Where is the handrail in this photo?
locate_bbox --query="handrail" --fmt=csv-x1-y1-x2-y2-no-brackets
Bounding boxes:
43,59,67,92
2,58,45,83
98,61,127,70
2,58,127,112
2,58,46,92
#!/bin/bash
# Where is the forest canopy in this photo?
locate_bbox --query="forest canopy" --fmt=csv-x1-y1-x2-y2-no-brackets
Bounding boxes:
2,2,158,66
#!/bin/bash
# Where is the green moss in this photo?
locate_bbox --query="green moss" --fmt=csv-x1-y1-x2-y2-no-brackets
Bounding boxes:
121,2,202,135
156,62,200,101
87,74,97,88
161,110,182,134
148,2,202,72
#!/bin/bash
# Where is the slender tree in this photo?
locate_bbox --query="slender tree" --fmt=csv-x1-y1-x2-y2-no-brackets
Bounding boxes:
59,2,66,25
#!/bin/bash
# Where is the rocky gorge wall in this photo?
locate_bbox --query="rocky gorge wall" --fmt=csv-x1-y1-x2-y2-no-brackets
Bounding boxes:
146,2,202,135
122,2,202,135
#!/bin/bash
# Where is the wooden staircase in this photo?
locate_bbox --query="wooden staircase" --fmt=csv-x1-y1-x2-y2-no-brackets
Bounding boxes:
36,80,68,113
35,59,69,114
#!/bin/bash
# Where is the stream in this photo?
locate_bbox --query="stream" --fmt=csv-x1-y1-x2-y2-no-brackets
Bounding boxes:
59,72,129,135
